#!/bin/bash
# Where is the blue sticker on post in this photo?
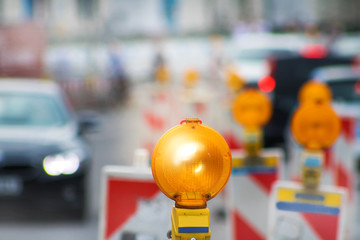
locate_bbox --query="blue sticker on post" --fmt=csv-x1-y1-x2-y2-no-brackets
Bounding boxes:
232,155,278,175
178,227,209,233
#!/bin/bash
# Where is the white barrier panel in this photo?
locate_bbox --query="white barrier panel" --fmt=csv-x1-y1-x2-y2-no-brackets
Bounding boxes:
140,85,177,152
268,181,348,240
228,148,284,240
98,165,173,240
332,116,357,239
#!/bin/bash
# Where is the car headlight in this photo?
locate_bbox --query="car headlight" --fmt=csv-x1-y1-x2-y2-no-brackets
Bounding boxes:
43,151,83,176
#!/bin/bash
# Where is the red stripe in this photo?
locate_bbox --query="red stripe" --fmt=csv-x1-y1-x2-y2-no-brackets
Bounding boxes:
336,161,353,201
249,172,277,195
327,148,337,175
105,179,160,239
194,102,207,115
302,212,339,240
232,210,264,240
324,149,331,169
143,111,165,130
341,117,356,142
223,131,243,150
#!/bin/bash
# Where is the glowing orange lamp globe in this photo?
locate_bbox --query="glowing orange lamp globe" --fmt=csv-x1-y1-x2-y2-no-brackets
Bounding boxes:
184,69,200,88
298,81,332,105
291,103,341,150
226,69,245,91
232,89,272,129
151,118,232,208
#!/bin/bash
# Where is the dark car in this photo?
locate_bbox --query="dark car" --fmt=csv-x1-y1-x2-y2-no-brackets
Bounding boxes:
0,79,96,220
263,51,353,148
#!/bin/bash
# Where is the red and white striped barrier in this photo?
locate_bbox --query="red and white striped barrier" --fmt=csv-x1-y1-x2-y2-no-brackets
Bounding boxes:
228,148,284,240
98,165,172,240
140,85,180,152
287,115,357,237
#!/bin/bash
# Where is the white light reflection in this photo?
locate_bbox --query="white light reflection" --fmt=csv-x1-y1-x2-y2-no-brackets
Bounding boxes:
194,164,203,173
43,152,80,176
174,142,198,165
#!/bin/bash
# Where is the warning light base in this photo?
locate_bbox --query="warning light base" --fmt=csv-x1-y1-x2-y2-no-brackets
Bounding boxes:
301,150,324,189
244,128,263,157
170,206,211,240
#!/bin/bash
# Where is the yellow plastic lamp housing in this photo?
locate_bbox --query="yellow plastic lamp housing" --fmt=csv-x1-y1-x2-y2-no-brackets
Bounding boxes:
151,119,232,209
299,81,332,105
232,89,272,129
291,103,341,150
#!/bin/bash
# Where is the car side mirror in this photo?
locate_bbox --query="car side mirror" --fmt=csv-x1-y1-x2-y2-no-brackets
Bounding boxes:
77,110,100,135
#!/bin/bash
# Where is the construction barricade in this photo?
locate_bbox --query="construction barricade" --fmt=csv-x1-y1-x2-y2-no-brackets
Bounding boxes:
268,181,348,240
228,148,284,240
98,165,172,240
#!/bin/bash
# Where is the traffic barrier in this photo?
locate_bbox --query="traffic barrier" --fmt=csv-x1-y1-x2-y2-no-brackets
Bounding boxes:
228,148,284,240
140,85,176,152
98,165,172,240
268,181,348,240
287,116,357,237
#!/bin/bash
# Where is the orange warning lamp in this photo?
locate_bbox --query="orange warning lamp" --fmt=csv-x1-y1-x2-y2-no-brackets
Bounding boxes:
232,89,272,129
155,65,170,84
291,103,341,150
151,118,232,208
226,69,245,91
184,69,200,88
298,81,332,105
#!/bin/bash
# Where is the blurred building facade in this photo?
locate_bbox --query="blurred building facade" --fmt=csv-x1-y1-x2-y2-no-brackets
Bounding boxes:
0,0,358,41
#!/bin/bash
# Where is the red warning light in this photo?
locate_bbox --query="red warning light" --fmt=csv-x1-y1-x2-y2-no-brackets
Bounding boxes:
258,76,276,92
351,56,360,74
301,44,328,59
355,80,360,94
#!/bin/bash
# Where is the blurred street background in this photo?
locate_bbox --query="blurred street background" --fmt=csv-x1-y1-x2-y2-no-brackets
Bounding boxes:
0,0,359,239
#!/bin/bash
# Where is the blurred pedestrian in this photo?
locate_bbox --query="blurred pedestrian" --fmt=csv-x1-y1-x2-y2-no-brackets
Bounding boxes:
107,41,129,105
152,39,170,84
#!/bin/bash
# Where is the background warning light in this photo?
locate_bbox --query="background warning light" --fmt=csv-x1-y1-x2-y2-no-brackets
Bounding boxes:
258,76,276,93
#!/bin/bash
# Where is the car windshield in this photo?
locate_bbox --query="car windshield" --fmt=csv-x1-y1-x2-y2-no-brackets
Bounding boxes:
0,93,70,127
238,49,294,60
327,78,360,102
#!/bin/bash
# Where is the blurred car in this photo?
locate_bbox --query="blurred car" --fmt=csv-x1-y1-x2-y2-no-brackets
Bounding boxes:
330,34,360,57
0,79,96,219
262,48,353,148
232,47,298,83
229,34,306,86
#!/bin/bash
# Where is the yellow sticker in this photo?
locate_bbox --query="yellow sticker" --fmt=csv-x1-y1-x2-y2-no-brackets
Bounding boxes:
277,187,342,208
